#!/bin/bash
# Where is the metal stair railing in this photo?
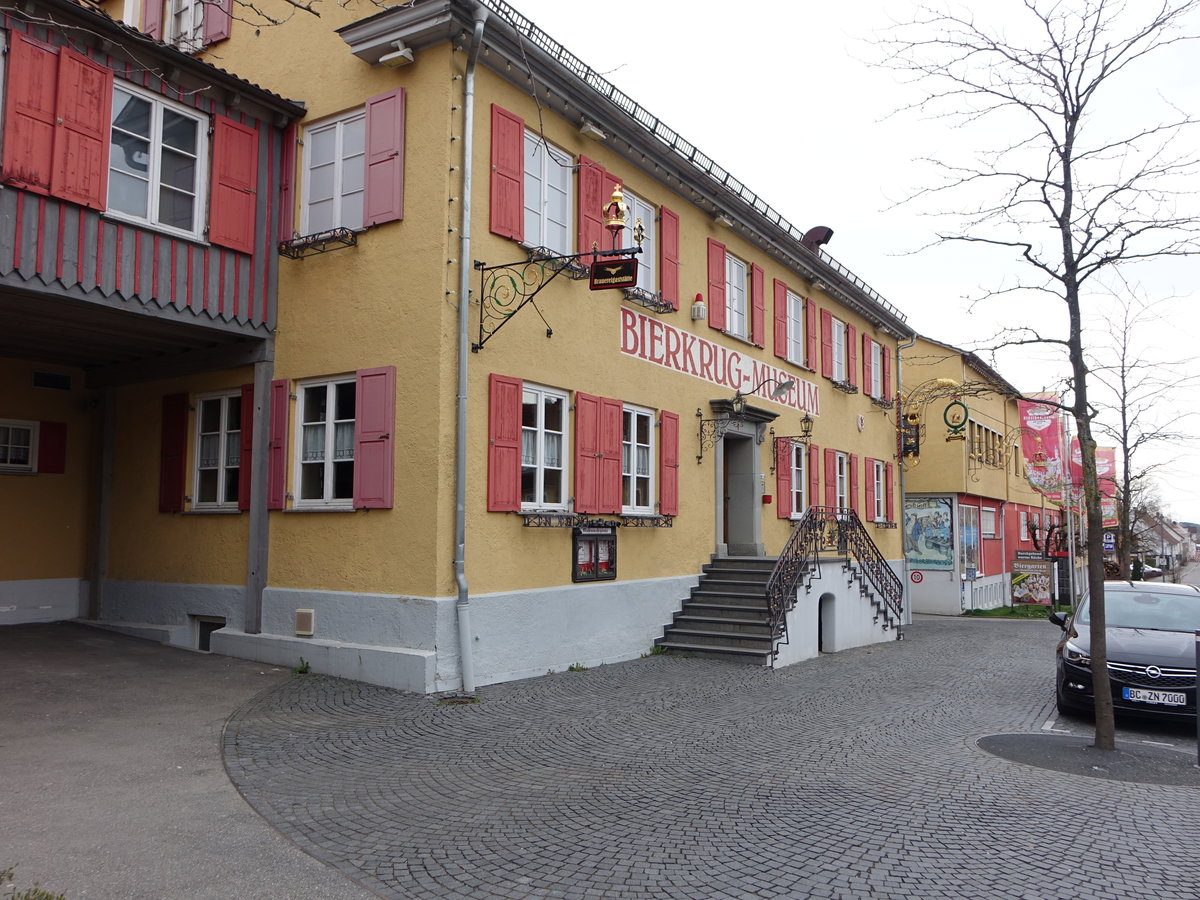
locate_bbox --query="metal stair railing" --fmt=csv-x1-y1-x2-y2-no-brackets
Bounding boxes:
765,507,904,652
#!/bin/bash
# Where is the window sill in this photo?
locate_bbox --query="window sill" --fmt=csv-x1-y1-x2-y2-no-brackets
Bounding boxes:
721,331,760,349
284,505,358,513
101,210,207,248
184,508,242,515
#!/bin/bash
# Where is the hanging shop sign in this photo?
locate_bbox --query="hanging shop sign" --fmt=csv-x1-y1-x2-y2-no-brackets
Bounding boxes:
589,257,639,290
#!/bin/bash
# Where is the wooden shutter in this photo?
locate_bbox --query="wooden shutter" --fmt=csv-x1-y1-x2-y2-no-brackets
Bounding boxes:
775,438,792,519
824,447,837,508
864,458,876,522
159,393,188,513
885,462,895,522
706,238,727,332
598,397,623,515
773,279,788,360
805,298,817,369
487,374,523,512
209,117,258,254
849,453,859,515
142,0,164,39
577,155,607,256
489,104,524,240
1,35,58,194
364,88,405,227
203,0,233,44
750,263,765,348
808,444,820,511
278,123,297,242
659,410,679,516
863,335,874,396
574,392,601,514
846,325,858,388
238,383,254,512
353,366,396,509
820,309,833,379
37,421,67,474
51,49,112,210
267,378,289,510
659,206,680,309
882,345,893,400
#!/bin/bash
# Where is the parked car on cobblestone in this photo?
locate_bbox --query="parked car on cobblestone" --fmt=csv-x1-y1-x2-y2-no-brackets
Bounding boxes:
1049,581,1200,720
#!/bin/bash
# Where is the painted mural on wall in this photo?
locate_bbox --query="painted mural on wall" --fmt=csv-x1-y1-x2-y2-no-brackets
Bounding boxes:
904,497,954,570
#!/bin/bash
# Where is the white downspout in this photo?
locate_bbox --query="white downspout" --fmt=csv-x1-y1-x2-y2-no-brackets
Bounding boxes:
454,4,488,694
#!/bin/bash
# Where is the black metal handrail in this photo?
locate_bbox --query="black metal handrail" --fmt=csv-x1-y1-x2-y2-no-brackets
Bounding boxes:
764,506,904,648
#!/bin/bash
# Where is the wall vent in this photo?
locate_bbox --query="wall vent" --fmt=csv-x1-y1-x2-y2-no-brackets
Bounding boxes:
295,609,315,636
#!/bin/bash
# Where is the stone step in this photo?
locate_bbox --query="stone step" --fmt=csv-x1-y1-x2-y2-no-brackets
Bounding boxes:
671,615,774,636
653,639,774,664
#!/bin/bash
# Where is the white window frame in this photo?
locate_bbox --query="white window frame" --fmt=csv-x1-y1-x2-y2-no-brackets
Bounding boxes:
1020,510,1029,541
165,0,204,50
107,81,208,240
872,459,886,522
621,404,655,515
523,133,572,255
294,377,356,510
725,252,749,339
0,418,38,474
621,189,656,295
520,383,568,511
981,506,997,538
790,443,808,519
835,451,849,509
870,340,883,399
301,108,366,234
786,289,806,367
193,391,241,509
831,318,847,382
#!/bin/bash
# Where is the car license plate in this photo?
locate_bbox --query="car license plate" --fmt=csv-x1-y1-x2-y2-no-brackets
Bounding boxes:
1122,687,1186,706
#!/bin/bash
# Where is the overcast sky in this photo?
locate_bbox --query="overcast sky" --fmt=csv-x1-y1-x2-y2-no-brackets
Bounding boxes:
501,0,1200,525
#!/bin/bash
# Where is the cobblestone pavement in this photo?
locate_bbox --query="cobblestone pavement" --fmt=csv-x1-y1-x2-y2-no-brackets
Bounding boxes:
224,616,1200,900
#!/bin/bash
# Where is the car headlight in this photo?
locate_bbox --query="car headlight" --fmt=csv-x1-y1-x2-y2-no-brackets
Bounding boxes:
1062,641,1090,665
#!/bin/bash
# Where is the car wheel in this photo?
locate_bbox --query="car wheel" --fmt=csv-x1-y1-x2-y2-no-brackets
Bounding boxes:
1056,689,1088,718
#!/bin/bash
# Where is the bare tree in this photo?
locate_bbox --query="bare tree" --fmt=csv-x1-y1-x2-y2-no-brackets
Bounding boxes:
878,0,1200,750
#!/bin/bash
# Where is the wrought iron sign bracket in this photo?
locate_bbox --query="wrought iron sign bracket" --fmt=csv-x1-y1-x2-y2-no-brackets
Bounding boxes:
770,434,811,474
472,245,643,351
278,227,357,259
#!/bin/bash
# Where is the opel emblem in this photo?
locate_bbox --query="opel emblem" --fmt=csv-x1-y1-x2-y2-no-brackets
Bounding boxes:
1146,666,1162,679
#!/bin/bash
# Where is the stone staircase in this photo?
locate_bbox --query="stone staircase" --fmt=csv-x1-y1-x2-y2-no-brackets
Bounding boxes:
655,556,780,664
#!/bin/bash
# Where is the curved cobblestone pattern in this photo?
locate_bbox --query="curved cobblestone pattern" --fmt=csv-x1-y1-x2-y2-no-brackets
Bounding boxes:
224,618,1200,899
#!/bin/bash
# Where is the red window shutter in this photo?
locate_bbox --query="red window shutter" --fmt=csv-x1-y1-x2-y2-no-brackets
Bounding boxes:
489,105,524,241
808,444,821,510
37,421,67,474
364,88,406,227
659,410,679,516
1,35,59,195
846,324,858,388
574,392,600,514
238,383,254,511
203,0,233,44
864,458,876,521
824,447,836,508
267,378,289,510
659,206,680,309
706,238,727,332
882,345,893,400
159,393,188,513
209,117,258,254
487,374,522,512
862,335,874,395
805,298,817,368
577,155,607,257
773,279,788,360
598,397,623,514
750,263,765,348
775,438,792,519
354,366,396,509
849,452,859,515
820,309,833,379
885,462,895,522
278,123,297,242
142,0,163,39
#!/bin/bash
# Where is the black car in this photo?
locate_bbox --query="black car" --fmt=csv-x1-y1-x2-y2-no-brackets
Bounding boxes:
1050,580,1200,720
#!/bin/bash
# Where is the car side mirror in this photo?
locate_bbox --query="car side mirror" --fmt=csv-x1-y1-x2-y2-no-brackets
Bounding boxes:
1048,611,1067,629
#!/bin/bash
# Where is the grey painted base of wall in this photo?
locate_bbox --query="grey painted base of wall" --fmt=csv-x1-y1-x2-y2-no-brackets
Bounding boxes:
0,578,86,625
78,574,697,694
